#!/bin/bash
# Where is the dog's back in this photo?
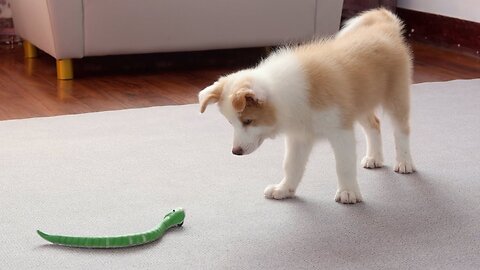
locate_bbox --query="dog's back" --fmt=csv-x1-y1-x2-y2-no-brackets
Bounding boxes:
334,8,411,78
337,8,405,39
294,8,412,126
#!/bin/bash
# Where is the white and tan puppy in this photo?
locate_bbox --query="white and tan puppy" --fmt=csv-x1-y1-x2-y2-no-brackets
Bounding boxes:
198,8,415,204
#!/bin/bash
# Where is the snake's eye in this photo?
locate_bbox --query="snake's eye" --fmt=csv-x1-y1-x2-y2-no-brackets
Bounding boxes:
173,210,175,212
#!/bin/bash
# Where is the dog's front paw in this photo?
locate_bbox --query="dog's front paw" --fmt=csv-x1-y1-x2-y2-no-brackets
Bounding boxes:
264,184,295,200
394,160,415,174
335,189,363,204
361,156,384,169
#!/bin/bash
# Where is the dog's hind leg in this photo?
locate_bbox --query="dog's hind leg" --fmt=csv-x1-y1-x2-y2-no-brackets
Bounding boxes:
358,113,384,169
328,128,363,204
384,80,415,174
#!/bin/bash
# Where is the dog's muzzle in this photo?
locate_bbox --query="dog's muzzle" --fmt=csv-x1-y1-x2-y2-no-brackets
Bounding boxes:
232,147,244,155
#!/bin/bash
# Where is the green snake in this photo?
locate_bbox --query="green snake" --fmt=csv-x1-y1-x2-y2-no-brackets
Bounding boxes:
37,208,185,248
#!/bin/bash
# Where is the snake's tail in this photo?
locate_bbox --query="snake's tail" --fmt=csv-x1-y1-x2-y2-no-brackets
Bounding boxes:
37,230,55,243
37,230,48,239
37,230,72,246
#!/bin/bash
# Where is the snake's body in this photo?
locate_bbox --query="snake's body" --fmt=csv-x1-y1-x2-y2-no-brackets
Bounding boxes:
37,208,185,248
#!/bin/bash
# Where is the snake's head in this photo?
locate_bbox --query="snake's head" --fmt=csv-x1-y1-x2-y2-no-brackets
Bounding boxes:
163,207,185,227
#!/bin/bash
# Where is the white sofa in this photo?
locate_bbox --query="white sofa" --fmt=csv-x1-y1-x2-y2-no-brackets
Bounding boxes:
12,0,344,79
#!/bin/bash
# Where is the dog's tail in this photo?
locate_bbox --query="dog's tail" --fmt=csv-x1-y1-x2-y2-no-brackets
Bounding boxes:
337,8,405,38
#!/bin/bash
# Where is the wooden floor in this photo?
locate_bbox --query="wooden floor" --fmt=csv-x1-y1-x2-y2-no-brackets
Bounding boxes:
0,41,479,120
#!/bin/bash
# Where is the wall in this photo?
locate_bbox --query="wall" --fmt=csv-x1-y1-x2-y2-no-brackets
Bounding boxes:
0,0,12,19
397,0,480,23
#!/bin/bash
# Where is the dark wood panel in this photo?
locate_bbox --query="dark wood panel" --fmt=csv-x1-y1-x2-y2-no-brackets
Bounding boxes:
397,8,480,56
410,42,480,83
0,41,478,121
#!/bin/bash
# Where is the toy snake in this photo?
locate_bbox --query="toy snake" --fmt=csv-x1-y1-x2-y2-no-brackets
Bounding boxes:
37,207,185,248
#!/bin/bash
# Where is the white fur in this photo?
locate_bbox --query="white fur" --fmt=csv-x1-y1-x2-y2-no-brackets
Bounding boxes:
359,116,384,169
256,50,311,135
393,124,415,173
264,135,313,199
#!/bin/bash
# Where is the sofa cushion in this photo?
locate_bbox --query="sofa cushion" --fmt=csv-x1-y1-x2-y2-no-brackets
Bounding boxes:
83,0,317,56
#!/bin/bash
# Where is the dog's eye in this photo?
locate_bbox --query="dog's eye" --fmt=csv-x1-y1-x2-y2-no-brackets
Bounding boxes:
242,119,253,126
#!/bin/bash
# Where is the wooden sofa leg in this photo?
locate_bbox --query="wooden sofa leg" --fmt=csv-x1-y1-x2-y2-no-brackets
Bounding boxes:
23,41,38,58
56,59,74,80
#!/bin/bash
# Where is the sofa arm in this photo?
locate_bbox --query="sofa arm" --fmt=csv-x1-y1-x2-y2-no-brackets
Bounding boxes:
315,0,344,37
11,0,84,59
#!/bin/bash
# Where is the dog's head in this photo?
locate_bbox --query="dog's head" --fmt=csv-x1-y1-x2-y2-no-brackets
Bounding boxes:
199,72,277,155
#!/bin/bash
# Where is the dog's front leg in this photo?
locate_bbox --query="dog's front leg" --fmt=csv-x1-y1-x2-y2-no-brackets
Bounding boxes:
328,129,363,204
264,136,313,200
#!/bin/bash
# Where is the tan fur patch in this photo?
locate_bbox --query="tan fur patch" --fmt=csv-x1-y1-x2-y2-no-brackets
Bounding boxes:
239,100,276,127
229,82,277,127
199,80,224,113
371,115,381,130
366,114,381,130
231,88,255,112
295,8,412,129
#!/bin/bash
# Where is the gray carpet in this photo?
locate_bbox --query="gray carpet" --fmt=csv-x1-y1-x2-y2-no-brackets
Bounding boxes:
1,79,479,269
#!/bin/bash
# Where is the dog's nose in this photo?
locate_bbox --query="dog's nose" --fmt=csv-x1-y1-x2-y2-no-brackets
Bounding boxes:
232,147,244,155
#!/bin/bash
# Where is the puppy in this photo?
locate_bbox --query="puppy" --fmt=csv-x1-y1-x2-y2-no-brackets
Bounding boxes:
198,8,415,204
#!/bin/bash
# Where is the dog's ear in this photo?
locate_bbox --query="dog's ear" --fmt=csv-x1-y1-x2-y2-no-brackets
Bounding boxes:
231,88,265,112
198,80,224,113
